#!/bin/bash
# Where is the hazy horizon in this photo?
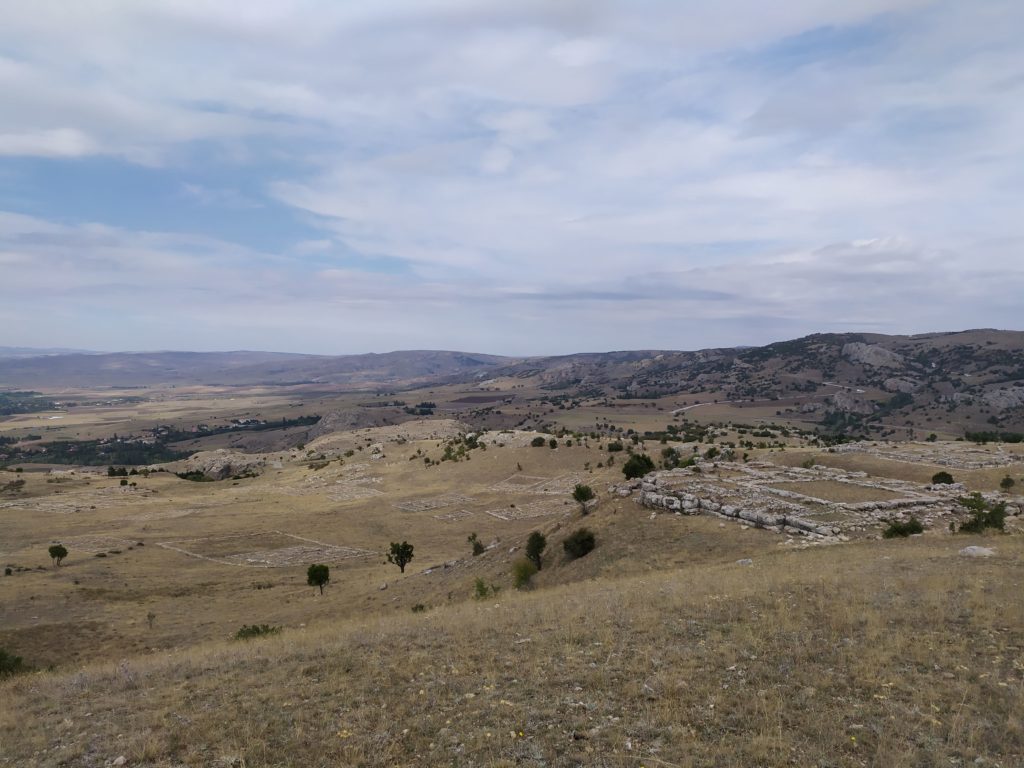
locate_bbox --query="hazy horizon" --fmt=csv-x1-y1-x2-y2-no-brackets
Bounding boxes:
2,2,1023,354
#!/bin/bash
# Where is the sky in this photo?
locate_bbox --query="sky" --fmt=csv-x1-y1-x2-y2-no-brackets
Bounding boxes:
1,0,1022,356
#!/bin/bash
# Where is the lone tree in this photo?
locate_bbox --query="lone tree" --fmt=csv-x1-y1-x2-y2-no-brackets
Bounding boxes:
525,531,547,570
307,563,330,595
572,483,595,513
388,541,415,573
932,471,954,485
467,532,485,556
1000,476,1016,491
48,544,68,567
622,453,655,480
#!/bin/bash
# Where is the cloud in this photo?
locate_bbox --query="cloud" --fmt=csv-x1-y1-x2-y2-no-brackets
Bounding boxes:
0,128,98,158
0,1,1023,353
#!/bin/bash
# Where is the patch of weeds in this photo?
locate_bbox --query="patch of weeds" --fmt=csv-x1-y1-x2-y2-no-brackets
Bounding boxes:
234,624,282,641
882,517,924,538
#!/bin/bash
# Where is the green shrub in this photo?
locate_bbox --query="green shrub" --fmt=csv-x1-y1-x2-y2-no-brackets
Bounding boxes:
548,438,558,449
467,532,485,556
512,558,538,589
882,517,924,538
957,493,1006,533
563,528,596,559
931,471,954,485
530,436,546,447
473,578,499,600
234,624,281,640
0,648,29,678
411,603,427,613
622,454,655,479
525,531,546,570
1000,476,1016,491
606,441,624,452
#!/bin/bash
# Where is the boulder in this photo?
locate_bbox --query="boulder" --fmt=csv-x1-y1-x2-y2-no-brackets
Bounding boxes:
842,342,905,369
959,546,995,558
883,377,920,394
173,449,266,481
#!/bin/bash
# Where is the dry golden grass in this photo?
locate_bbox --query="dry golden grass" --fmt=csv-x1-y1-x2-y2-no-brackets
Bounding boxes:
3,532,1022,767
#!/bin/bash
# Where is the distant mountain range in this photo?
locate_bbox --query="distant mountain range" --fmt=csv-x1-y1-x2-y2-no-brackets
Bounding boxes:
0,349,511,388
0,346,97,359
2,330,1022,436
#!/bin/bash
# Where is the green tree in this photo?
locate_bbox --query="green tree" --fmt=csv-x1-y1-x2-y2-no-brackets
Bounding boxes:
388,541,415,573
931,471,954,485
48,544,67,567
957,493,1007,533
1000,476,1016,491
622,453,655,479
307,563,330,595
530,436,546,447
525,531,547,570
467,532,485,556
572,483,595,513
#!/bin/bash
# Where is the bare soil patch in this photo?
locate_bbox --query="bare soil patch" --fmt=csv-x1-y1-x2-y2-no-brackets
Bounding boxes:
770,480,905,503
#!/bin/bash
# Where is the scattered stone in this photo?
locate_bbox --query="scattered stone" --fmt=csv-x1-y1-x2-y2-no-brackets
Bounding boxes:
379,582,388,590
736,558,753,566
959,546,995,558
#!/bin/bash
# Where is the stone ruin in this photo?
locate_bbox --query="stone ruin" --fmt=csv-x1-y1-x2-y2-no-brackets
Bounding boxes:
614,460,1022,546
830,441,1023,470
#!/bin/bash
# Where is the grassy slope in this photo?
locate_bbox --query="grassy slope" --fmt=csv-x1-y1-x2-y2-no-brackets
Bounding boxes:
3,525,1022,768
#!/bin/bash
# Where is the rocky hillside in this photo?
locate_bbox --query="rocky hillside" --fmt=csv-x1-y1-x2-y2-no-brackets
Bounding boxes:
483,330,1024,436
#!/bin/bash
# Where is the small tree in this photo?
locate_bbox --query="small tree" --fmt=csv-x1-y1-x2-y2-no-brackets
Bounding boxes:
572,483,595,513
932,471,954,485
563,528,596,559
48,544,68,567
467,532,485,556
530,436,546,447
622,454,655,480
307,563,330,595
1000,476,1016,491
525,531,547,570
388,541,415,573
957,493,1007,533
